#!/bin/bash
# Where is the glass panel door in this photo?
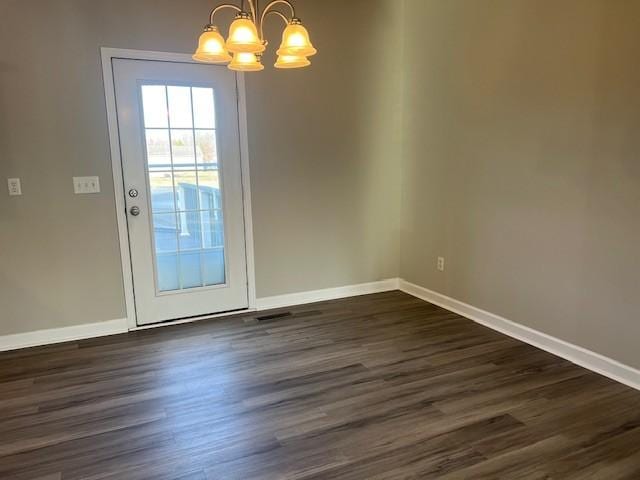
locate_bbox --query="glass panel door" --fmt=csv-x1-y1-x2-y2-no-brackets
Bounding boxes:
113,58,248,326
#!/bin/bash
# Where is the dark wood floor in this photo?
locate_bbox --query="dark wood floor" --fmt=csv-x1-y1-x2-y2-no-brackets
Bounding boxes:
2,291,640,479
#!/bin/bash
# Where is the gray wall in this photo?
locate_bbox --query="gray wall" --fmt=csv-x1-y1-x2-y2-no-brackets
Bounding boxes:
400,0,640,368
0,0,402,335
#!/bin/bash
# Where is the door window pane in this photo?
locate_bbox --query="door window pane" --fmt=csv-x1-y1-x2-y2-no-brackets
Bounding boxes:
145,129,171,171
179,252,202,288
202,210,225,248
153,213,178,253
142,86,168,128
203,250,225,286
171,130,196,170
178,211,203,251
174,171,199,211
197,170,219,190
157,254,179,292
195,130,218,169
149,172,175,212
168,86,193,128
193,88,216,128
141,84,226,292
198,171,221,210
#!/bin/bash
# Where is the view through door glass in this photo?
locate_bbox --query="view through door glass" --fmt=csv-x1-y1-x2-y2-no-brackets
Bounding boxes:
141,85,226,292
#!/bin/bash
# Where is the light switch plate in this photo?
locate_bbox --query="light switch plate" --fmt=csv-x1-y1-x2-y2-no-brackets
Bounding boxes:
73,176,100,194
7,178,22,196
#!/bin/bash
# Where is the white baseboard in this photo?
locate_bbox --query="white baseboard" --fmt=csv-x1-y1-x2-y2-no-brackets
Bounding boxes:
0,318,129,352
0,280,400,352
399,279,640,392
256,278,401,311
7,278,637,393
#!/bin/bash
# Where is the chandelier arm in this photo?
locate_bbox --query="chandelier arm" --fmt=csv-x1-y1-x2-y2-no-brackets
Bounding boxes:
209,3,242,24
260,0,295,25
247,0,258,23
259,0,295,40
265,9,289,24
259,9,290,39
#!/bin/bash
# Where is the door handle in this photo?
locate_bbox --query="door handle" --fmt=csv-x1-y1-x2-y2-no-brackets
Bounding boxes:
129,206,141,216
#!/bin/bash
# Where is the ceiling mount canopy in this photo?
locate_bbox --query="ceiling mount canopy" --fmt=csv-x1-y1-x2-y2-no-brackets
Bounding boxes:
193,0,317,72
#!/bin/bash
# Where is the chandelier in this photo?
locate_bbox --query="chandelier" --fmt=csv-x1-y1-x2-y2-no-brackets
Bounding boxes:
193,0,317,72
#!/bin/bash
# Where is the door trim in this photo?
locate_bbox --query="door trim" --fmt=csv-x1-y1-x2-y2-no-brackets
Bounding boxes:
101,47,257,330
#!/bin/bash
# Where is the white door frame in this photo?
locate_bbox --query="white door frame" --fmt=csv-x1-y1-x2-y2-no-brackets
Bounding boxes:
101,47,257,330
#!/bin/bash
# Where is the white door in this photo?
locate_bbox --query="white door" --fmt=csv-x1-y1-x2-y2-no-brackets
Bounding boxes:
113,58,248,326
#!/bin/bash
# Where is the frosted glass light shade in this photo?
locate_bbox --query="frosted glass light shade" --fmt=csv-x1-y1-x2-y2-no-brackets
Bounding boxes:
228,52,265,72
226,15,265,54
193,26,232,63
274,54,311,69
277,21,317,57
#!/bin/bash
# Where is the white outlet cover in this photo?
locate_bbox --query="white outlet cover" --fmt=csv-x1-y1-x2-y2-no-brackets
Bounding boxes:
73,176,100,194
7,178,22,196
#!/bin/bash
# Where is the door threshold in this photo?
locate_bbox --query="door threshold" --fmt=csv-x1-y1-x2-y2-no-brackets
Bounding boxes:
130,307,256,331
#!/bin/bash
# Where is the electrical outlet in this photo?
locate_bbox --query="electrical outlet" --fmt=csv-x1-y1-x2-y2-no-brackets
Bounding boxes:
73,176,100,194
437,256,445,272
7,178,22,196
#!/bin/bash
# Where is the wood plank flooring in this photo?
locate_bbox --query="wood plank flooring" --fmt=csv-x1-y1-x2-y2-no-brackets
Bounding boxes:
1,291,640,479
